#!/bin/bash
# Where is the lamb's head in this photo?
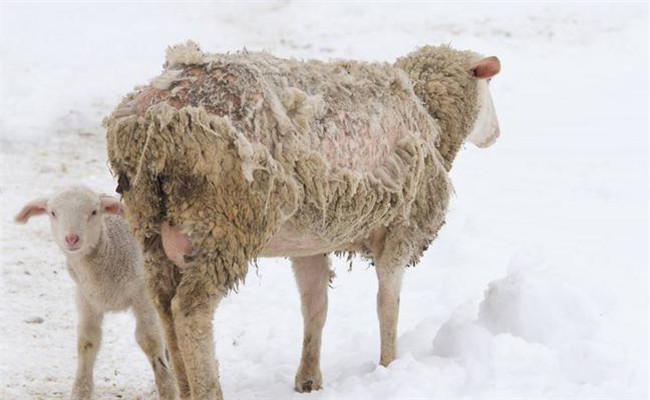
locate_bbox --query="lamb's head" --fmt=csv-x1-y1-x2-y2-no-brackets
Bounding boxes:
396,45,501,153
15,186,123,255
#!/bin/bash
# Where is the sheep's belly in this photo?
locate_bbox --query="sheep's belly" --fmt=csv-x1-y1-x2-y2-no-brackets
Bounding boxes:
162,222,354,265
260,222,385,258
260,224,348,258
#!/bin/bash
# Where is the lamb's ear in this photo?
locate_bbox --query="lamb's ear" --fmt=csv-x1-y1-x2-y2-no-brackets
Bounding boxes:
471,56,501,79
99,195,124,216
15,197,49,224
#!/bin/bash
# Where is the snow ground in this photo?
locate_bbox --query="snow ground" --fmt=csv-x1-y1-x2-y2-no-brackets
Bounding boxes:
1,2,648,399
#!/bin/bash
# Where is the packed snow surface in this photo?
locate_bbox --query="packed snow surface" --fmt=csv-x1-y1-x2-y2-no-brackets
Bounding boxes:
1,2,648,399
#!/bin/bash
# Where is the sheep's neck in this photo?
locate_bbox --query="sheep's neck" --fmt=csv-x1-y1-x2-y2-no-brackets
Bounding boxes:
435,121,465,171
400,66,478,170
410,83,477,171
430,80,479,170
426,104,471,171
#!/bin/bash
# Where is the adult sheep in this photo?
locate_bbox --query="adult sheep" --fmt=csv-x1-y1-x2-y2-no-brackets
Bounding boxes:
104,41,501,400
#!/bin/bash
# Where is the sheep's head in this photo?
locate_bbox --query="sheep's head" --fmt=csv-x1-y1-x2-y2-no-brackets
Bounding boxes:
466,56,501,148
396,45,501,154
15,186,123,255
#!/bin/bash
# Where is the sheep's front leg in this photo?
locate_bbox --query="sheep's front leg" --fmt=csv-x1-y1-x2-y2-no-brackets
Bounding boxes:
71,291,103,400
291,254,331,393
375,263,404,367
133,299,180,400
172,271,223,400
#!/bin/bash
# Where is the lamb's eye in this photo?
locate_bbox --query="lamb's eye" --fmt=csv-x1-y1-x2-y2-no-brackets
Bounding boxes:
50,211,56,217
91,210,97,216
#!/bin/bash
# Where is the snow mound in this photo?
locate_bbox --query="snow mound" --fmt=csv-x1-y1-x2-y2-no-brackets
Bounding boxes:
431,254,617,393
478,270,599,345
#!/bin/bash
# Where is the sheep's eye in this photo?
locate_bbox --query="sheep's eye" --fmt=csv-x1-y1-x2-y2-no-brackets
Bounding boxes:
91,210,97,216
50,211,56,217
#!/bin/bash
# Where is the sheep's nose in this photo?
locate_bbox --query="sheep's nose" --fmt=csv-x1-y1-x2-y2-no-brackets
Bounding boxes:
65,234,80,246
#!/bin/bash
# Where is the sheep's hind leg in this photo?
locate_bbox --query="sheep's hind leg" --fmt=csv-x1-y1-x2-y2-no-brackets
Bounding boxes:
71,291,103,400
133,298,180,400
291,254,332,393
153,297,190,399
172,268,224,400
374,258,405,367
145,245,191,399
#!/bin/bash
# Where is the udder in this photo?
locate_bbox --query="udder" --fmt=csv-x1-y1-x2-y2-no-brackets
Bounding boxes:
161,222,194,269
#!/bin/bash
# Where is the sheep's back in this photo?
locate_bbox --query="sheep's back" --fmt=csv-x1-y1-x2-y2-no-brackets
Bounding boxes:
123,50,438,172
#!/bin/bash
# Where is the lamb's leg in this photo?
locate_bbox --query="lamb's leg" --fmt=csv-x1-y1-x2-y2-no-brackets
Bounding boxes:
71,291,103,400
145,245,191,399
172,270,223,400
375,262,404,367
291,254,331,393
133,299,180,400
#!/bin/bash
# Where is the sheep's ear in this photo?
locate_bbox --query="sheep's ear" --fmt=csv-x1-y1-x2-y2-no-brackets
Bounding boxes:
99,195,124,216
15,197,49,224
471,56,501,79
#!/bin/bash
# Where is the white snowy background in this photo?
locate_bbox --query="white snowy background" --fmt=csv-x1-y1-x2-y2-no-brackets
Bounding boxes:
1,2,648,399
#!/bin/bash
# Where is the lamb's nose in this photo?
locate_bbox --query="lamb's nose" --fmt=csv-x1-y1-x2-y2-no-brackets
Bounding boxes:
65,234,80,246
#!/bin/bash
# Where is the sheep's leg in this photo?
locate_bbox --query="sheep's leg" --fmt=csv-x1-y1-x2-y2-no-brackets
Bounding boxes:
154,296,191,399
291,254,331,393
375,262,404,367
71,291,103,400
133,299,180,400
172,271,223,400
145,246,191,399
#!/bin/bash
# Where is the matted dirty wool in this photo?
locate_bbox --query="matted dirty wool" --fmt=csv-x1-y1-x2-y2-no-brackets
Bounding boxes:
105,41,479,291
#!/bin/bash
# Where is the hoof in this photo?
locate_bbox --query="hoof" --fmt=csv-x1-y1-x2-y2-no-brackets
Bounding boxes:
301,380,313,392
294,377,322,393
294,364,322,393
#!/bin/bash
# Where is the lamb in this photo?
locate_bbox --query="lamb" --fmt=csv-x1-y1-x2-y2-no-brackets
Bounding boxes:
104,41,501,400
15,186,179,400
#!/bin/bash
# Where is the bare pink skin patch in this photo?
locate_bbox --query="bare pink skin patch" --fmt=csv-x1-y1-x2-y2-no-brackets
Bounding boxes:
161,222,194,269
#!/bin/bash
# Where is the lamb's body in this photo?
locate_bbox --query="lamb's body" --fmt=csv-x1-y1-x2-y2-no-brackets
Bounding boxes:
15,187,179,400
105,42,500,399
67,216,143,311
